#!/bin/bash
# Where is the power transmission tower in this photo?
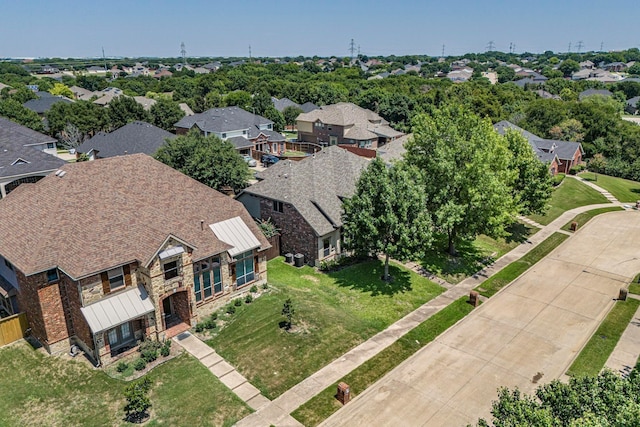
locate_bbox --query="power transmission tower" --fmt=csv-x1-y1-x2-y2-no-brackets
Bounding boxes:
568,42,572,53
486,41,495,51
600,41,604,52
349,38,356,60
576,40,584,53
441,44,445,58
180,42,187,64
357,45,361,57
249,45,252,60
102,46,107,71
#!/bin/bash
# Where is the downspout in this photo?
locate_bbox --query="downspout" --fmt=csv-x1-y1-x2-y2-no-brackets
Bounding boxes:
93,333,101,367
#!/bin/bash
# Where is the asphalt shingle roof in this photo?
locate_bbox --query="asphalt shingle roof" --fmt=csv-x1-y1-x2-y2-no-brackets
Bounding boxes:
174,106,273,136
0,117,65,179
0,154,270,278
240,146,369,236
23,95,73,114
76,121,175,158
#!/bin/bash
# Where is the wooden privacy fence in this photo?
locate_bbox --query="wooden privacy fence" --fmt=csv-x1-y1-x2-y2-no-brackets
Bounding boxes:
265,234,281,260
0,312,28,346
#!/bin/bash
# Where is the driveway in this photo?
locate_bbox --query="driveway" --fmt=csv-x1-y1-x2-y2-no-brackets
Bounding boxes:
322,211,640,427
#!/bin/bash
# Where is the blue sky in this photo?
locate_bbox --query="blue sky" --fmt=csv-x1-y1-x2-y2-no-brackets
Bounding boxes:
1,0,639,58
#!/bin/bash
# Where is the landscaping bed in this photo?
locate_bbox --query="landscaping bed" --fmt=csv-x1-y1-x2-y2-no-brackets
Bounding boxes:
206,257,444,399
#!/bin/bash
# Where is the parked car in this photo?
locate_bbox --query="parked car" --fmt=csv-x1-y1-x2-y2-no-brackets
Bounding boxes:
242,154,257,167
261,154,280,167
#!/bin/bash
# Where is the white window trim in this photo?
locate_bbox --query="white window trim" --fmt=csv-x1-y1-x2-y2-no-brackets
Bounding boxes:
107,267,125,291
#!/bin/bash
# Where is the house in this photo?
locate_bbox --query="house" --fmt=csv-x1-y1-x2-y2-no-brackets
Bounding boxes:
237,146,369,266
179,103,195,116
447,67,473,82
69,85,97,101
76,121,175,160
23,92,73,115
133,96,157,111
0,117,65,198
534,89,561,100
0,154,269,364
296,102,403,149
579,89,613,100
494,121,584,175
93,87,124,107
271,97,300,113
174,106,286,157
626,96,640,115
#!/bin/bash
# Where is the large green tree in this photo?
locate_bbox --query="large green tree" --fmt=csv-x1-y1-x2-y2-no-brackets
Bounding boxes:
479,370,640,426
406,106,515,256
0,99,44,131
46,100,107,138
342,158,432,281
150,98,184,131
107,96,150,130
154,130,251,192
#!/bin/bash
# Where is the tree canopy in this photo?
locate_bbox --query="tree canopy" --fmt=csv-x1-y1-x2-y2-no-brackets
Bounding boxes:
107,96,150,130
342,158,432,281
406,106,516,255
479,370,640,426
149,98,184,131
154,130,251,192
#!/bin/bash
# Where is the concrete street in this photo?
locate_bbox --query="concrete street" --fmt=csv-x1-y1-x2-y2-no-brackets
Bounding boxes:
322,211,640,426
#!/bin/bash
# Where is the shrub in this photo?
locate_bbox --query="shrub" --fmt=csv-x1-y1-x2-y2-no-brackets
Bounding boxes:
133,358,147,371
139,340,162,363
250,285,258,293
234,298,243,307
210,312,218,321
116,361,129,373
226,304,236,315
124,377,152,422
195,322,205,333
160,344,170,357
552,173,566,186
282,298,295,330
245,294,253,304
262,283,269,290
205,319,216,330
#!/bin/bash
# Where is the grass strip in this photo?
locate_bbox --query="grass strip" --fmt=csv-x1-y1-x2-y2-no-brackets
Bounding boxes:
567,298,640,377
476,232,569,298
561,206,623,232
291,297,474,427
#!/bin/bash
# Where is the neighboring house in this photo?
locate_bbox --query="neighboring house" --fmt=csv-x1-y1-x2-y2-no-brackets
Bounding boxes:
174,106,286,157
133,96,157,111
626,96,640,115
447,67,473,82
238,145,369,266
69,85,96,101
534,89,561,100
299,101,319,113
579,89,613,100
0,117,65,198
0,154,269,365
179,103,195,116
376,133,411,163
203,62,222,72
296,102,403,149
93,87,124,107
86,66,106,74
23,92,73,115
494,121,584,175
76,121,175,160
271,97,300,113
37,65,59,74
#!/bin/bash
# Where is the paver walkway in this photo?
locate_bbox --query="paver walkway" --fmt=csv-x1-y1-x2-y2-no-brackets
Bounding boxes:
236,202,622,426
173,332,276,415
323,210,640,426
605,298,640,378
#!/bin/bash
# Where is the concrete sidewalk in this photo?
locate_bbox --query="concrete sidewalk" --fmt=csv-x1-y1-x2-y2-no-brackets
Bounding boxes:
236,202,622,426
568,174,620,204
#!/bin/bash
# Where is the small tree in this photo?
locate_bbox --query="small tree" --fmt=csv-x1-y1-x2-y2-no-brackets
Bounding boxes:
281,298,295,330
123,377,152,423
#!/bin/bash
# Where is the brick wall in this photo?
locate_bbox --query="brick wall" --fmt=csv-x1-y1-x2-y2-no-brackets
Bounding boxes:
15,269,48,348
259,197,318,265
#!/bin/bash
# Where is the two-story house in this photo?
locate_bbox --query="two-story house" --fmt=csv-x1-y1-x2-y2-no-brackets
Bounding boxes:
0,154,269,365
237,146,369,266
174,106,285,158
296,102,403,150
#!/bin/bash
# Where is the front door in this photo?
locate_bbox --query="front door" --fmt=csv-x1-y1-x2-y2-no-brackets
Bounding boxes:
162,296,173,316
329,136,338,146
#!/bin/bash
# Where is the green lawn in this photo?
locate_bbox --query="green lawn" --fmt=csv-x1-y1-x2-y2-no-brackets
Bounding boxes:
566,298,640,377
579,172,640,203
561,206,624,232
629,273,640,295
529,178,609,225
292,297,475,426
476,232,569,298
0,342,250,427
207,258,444,399
422,222,537,284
